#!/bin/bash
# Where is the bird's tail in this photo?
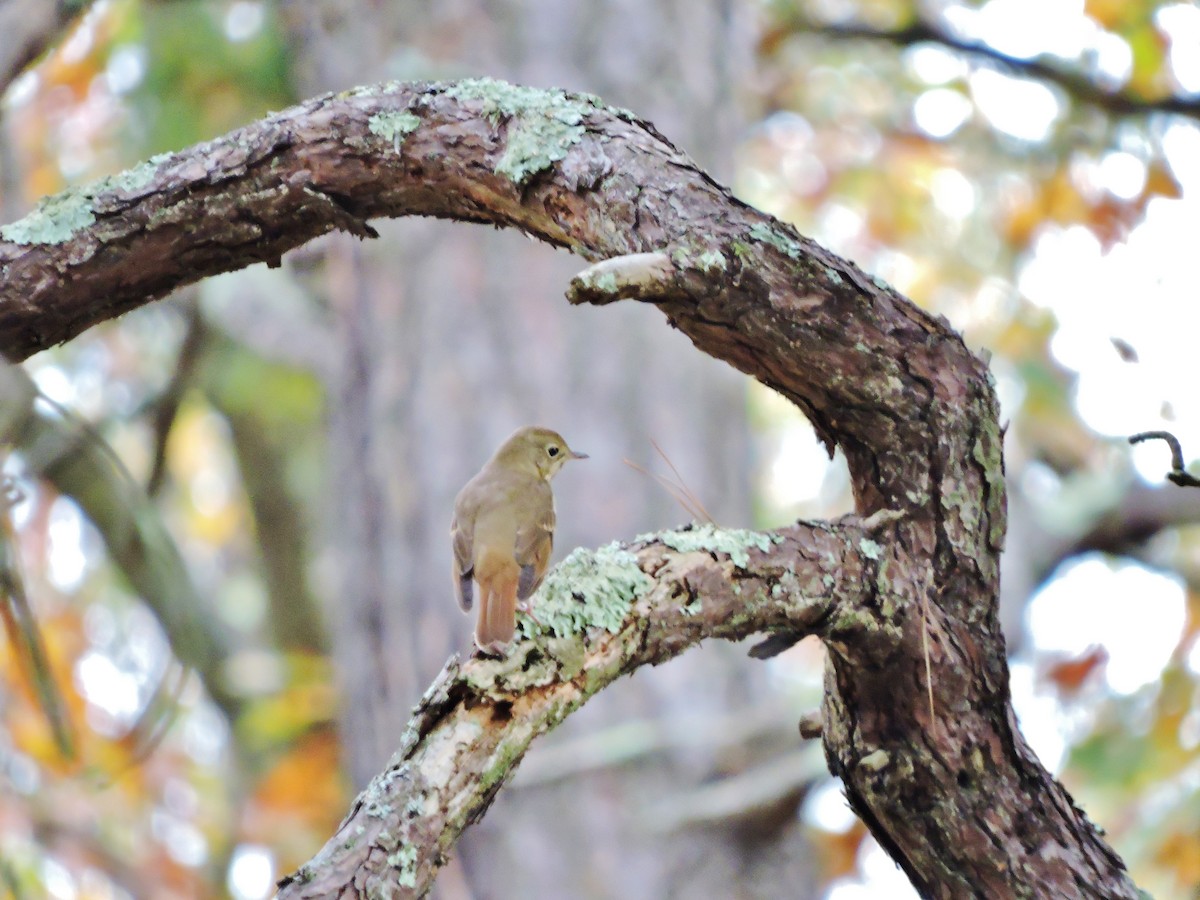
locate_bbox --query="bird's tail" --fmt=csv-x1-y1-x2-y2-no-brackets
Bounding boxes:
454,562,473,611
475,569,518,652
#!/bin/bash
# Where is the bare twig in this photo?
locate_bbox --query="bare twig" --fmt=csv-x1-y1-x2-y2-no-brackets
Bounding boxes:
792,17,1200,122
651,439,715,525
623,439,716,525
798,710,823,740
146,297,206,496
1129,430,1200,488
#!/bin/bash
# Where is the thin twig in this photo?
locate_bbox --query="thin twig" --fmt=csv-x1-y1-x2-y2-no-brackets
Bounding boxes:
921,594,936,725
623,440,716,524
651,439,715,525
789,17,1200,122
623,458,705,521
147,298,206,496
1129,430,1200,488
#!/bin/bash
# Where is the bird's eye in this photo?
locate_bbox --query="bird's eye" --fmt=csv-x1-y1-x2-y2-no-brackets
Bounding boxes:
547,446,560,458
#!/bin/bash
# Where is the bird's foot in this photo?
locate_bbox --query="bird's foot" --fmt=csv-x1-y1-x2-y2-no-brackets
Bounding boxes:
473,639,510,658
517,603,544,628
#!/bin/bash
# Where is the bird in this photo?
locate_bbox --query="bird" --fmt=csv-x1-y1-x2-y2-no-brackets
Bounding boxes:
450,426,587,653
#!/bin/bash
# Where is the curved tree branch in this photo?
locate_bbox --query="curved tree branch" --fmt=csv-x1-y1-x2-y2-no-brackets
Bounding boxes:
0,79,1139,896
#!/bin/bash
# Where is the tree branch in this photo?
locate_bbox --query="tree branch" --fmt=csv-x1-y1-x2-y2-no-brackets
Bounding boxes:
1129,430,1200,487
0,79,1140,896
0,0,87,98
277,521,858,897
801,17,1200,122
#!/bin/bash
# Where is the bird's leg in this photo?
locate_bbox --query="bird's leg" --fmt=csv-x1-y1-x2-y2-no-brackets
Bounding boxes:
517,601,544,628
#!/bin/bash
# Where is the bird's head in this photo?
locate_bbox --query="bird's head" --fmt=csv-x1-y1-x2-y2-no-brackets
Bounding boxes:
494,426,588,480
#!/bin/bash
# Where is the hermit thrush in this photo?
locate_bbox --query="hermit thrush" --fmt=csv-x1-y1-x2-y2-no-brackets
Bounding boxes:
451,426,587,652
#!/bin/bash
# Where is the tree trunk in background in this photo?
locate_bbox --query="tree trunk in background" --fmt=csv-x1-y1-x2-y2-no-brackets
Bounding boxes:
281,2,816,896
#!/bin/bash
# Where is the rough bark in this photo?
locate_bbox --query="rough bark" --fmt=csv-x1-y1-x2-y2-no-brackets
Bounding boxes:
0,80,1139,897
277,521,854,898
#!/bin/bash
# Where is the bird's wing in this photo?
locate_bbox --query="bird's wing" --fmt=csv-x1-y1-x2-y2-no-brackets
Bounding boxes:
514,504,554,600
450,514,474,611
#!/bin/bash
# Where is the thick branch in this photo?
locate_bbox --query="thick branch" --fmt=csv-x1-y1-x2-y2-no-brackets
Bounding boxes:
0,79,968,514
1,79,1137,896
277,521,862,898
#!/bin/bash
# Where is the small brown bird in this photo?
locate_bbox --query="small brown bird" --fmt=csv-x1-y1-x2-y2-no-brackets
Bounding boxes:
451,426,587,652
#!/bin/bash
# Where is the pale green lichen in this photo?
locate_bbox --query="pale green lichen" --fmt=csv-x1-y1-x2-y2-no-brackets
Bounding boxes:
670,246,692,267
446,77,589,183
517,542,651,640
859,538,882,560
496,117,584,183
578,269,619,295
831,606,879,634
824,266,845,286
2,191,96,245
859,749,890,772
387,845,419,888
652,522,780,568
569,90,637,121
748,222,802,259
368,110,421,151
479,728,537,793
469,635,587,691
696,249,727,272
970,745,986,774
363,795,393,818
972,420,1007,553
102,155,167,193
766,569,820,609
343,81,406,98
2,156,166,245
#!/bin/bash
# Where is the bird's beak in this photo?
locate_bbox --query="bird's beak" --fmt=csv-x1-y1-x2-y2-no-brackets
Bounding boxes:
570,449,589,460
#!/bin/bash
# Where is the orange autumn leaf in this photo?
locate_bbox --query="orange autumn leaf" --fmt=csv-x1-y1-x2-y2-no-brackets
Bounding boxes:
1087,197,1137,249
247,729,348,835
1153,831,1200,886
1046,647,1108,695
811,821,869,880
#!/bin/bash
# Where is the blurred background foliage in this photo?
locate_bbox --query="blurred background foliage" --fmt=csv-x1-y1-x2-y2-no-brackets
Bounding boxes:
1,0,1199,897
